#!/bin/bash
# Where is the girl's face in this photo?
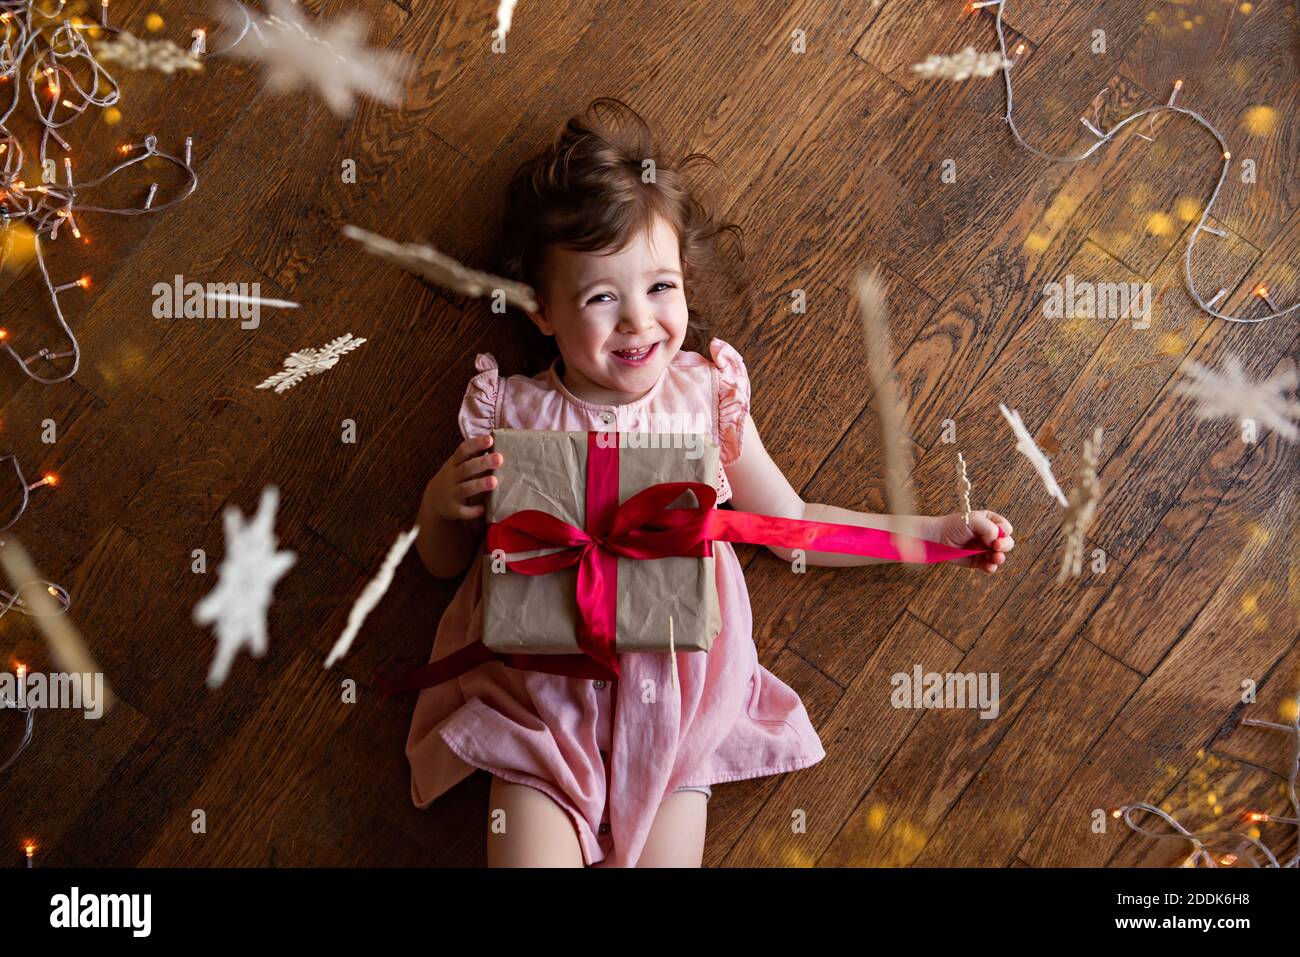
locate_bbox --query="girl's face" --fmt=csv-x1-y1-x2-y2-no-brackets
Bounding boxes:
527,213,688,405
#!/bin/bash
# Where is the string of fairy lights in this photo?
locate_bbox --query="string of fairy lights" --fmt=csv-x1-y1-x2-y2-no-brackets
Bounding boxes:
0,0,339,866
0,449,67,819
1113,688,1300,868
973,0,1296,325
967,0,1299,866
0,0,205,384
0,0,210,839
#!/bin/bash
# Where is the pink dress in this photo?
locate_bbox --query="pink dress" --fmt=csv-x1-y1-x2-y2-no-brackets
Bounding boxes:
404,337,826,866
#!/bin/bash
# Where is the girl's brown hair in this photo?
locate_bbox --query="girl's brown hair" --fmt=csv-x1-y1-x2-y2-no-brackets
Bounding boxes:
496,97,746,373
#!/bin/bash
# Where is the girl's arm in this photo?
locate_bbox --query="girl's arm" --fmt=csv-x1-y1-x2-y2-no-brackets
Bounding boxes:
416,434,498,578
415,497,484,579
722,414,1014,572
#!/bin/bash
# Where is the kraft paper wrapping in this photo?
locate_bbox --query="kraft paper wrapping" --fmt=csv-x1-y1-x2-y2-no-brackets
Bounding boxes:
482,429,722,656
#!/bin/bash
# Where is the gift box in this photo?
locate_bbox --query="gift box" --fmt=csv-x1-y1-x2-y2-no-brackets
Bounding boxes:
378,429,995,695
482,429,721,661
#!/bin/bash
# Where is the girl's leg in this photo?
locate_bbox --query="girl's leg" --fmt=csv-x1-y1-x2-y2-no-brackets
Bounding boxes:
486,775,585,867
636,790,708,867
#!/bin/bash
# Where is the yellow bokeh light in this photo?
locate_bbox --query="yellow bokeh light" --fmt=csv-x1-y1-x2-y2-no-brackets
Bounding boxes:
1,220,36,272
145,13,164,32
1157,332,1185,356
1146,212,1175,237
1024,232,1050,254
1241,594,1258,614
1241,105,1278,136
103,106,121,125
1239,3,1253,13
1175,197,1201,222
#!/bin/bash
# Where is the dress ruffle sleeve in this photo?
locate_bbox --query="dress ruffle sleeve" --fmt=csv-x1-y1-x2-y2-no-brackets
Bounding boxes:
710,338,751,467
456,353,502,440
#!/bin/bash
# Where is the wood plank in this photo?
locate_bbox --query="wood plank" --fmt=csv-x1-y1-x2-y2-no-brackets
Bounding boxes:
1085,359,1297,673
1019,443,1297,866
725,614,962,866
916,637,1141,866
820,528,1117,865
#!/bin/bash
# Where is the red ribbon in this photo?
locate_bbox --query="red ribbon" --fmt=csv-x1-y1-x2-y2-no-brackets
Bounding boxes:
379,432,993,695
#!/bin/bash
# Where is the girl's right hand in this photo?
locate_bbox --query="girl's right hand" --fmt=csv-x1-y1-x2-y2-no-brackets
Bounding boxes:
426,433,503,520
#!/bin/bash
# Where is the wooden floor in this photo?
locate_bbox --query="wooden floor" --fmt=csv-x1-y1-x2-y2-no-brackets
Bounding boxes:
2,0,1297,867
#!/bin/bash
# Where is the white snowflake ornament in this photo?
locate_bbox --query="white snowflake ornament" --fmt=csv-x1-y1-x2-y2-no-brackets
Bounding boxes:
343,224,540,313
194,486,298,689
911,47,1010,82
257,333,367,394
999,402,1069,507
221,0,408,117
325,524,420,668
495,0,519,43
1173,355,1300,443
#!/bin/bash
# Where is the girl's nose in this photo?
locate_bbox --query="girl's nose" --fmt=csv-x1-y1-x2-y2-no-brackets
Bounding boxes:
618,306,655,334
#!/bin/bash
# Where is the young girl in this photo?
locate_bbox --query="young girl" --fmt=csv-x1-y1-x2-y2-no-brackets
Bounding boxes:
405,99,1014,868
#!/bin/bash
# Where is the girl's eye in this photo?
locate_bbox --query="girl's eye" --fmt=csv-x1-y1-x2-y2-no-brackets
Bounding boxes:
585,282,675,305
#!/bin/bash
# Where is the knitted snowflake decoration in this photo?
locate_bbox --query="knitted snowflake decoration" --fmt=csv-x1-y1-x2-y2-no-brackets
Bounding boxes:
1173,356,1300,443
999,403,1070,507
912,47,1010,81
194,486,297,689
257,334,367,394
220,0,407,116
343,224,540,313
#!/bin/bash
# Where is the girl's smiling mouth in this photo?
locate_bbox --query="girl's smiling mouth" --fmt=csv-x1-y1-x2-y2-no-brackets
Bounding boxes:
611,342,659,365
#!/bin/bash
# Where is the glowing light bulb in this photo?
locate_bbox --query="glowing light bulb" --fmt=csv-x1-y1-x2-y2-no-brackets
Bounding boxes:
77,276,89,289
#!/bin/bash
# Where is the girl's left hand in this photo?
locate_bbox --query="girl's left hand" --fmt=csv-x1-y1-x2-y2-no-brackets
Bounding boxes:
927,510,1015,574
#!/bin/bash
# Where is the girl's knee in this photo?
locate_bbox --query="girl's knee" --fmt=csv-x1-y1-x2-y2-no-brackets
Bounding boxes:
486,777,585,867
637,790,708,867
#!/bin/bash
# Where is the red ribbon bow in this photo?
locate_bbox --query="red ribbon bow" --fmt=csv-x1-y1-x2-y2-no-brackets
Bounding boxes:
487,475,721,679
